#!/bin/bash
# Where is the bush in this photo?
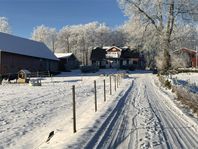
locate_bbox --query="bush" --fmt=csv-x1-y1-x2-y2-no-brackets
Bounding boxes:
177,68,198,73
172,86,198,116
152,68,158,74
165,80,172,89
120,65,136,71
120,65,128,70
128,65,136,71
158,75,198,116
80,65,99,73
50,71,61,76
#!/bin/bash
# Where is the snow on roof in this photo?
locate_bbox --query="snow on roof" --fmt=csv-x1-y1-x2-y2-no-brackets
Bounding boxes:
173,48,197,55
0,32,58,61
106,46,123,52
54,53,73,58
181,48,197,54
19,69,31,74
102,46,111,49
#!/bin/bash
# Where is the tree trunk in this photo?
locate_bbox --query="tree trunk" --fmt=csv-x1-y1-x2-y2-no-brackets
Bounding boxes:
85,49,89,65
161,0,175,72
67,37,70,53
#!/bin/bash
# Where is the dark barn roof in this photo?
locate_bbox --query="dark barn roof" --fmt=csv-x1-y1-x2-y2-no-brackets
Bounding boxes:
90,47,107,61
120,48,139,58
90,46,140,60
0,32,58,61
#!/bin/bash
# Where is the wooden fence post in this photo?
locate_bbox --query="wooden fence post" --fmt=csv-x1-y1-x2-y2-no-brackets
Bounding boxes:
114,75,116,91
110,75,112,95
94,80,97,112
48,71,50,77
117,75,119,87
104,79,106,102
120,75,122,84
118,75,120,86
72,85,76,133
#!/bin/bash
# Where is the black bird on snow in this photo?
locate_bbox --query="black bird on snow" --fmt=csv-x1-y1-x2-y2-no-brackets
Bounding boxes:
46,131,54,142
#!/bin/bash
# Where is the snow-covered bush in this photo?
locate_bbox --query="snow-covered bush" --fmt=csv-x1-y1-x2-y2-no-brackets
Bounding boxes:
171,53,191,69
155,51,164,71
158,75,172,89
159,75,198,116
173,86,198,115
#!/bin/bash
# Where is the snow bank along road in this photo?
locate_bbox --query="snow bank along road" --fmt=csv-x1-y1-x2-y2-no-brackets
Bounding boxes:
82,74,198,149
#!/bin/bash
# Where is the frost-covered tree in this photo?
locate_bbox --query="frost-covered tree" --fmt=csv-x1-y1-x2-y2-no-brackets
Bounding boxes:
32,22,128,65
58,26,70,53
95,23,111,47
0,17,11,33
109,29,127,47
174,24,198,50
32,25,57,52
171,53,191,69
119,0,197,71
56,22,114,65
120,17,160,68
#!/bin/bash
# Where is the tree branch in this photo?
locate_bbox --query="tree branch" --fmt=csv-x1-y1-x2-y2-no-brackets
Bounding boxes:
129,0,159,30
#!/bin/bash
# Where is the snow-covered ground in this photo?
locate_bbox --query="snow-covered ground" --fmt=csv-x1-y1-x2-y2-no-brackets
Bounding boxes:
171,73,198,94
172,72,198,84
1,70,198,149
62,73,197,149
0,69,128,149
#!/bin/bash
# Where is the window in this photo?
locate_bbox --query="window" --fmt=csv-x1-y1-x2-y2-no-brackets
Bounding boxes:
133,61,138,65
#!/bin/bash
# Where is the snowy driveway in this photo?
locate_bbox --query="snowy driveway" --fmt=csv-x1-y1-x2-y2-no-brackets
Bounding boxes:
83,74,198,149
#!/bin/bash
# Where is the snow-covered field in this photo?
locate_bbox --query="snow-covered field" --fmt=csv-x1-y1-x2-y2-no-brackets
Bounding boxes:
172,72,198,84
0,69,128,149
171,73,198,93
1,70,198,149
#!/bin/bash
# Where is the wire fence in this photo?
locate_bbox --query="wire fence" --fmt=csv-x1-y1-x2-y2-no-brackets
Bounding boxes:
0,72,127,148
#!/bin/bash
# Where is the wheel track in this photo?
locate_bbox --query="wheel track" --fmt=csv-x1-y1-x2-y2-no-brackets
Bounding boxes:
145,76,198,148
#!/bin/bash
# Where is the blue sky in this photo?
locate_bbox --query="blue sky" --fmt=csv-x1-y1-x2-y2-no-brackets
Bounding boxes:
0,0,128,38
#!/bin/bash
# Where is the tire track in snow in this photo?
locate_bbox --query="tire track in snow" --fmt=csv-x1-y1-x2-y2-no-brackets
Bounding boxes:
144,85,171,149
84,80,136,149
82,74,198,149
144,75,198,149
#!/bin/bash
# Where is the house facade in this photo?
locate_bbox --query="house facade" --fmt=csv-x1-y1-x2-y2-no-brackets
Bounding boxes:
0,32,59,75
55,53,80,71
90,46,145,69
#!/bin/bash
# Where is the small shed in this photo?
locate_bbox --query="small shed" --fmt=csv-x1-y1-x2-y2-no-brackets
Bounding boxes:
55,53,80,71
17,69,31,83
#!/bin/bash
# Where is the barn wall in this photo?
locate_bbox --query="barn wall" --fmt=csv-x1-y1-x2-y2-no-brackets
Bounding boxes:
0,51,2,74
0,52,58,74
192,57,198,67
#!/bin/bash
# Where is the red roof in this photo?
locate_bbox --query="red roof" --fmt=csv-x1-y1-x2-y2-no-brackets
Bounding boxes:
181,48,197,55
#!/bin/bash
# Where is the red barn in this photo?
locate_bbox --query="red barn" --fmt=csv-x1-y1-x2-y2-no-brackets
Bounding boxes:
180,48,198,67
